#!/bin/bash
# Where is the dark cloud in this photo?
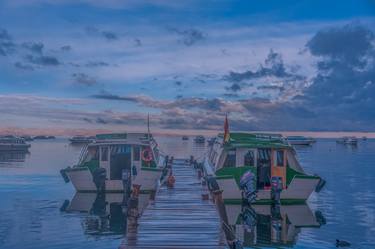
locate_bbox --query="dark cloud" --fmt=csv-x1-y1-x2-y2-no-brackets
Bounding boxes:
85,26,118,41
224,49,304,83
225,83,241,92
169,27,205,46
174,81,182,86
72,73,97,86
14,62,34,71
85,61,109,67
25,54,60,66
101,31,118,40
257,85,285,91
22,42,44,54
134,38,142,47
0,28,16,56
61,45,71,52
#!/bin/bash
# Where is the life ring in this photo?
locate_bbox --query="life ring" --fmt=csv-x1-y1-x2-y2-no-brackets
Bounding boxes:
141,147,153,162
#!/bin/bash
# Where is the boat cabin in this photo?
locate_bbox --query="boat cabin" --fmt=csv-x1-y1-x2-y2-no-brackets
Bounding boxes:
78,133,160,181
208,133,304,190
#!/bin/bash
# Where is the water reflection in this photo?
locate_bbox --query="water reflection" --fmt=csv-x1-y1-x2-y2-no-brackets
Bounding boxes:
0,151,29,165
216,199,325,248
62,192,152,237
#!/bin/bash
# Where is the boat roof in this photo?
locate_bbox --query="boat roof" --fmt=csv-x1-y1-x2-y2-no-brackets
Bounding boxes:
220,132,291,149
89,132,154,147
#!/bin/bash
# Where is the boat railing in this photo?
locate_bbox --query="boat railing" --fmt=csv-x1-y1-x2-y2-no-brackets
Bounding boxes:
77,144,89,166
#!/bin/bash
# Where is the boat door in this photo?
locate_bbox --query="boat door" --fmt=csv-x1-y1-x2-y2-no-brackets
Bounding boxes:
271,149,287,188
110,145,132,180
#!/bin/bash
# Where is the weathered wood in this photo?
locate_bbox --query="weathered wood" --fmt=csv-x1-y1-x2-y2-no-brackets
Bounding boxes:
121,159,227,249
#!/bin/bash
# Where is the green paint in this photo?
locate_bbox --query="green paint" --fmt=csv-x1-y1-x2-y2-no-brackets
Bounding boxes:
287,166,320,185
215,166,256,186
223,198,307,205
220,132,291,150
95,133,128,140
141,167,162,172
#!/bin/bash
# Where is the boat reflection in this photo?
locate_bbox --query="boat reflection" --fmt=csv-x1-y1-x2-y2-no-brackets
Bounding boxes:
216,200,325,248
0,151,28,164
61,192,153,237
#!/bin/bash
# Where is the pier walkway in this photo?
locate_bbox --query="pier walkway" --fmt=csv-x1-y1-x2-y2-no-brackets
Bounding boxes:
123,159,226,249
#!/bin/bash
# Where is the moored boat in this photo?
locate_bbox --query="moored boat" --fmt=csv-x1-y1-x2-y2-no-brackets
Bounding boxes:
286,136,315,146
194,135,205,143
203,117,324,205
182,135,189,140
69,136,94,144
0,135,31,152
336,136,358,145
61,133,167,194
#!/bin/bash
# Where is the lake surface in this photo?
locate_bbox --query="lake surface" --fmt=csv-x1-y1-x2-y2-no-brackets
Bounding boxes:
0,136,374,249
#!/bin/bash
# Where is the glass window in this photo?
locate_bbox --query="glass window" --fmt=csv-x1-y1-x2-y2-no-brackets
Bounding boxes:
133,146,140,161
101,147,108,161
224,149,236,167
244,150,255,166
274,150,284,167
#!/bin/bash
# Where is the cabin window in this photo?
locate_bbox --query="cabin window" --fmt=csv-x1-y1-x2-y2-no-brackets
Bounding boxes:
101,147,108,161
133,146,140,161
244,150,255,166
223,149,236,167
274,150,284,167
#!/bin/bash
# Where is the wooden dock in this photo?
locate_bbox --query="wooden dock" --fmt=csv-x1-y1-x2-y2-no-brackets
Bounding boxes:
122,159,226,249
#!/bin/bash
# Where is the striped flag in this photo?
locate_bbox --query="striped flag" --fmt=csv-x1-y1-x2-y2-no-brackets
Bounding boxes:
224,114,230,143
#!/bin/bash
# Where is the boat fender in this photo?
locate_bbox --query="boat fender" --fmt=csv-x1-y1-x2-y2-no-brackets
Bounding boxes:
207,177,220,192
141,148,153,162
315,210,326,226
60,200,70,212
336,239,351,247
315,177,326,193
60,169,70,183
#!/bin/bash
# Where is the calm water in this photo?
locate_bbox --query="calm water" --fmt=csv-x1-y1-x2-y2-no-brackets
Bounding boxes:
0,137,374,249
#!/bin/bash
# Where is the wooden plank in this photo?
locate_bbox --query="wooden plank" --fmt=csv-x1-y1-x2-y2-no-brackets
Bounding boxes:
121,159,227,249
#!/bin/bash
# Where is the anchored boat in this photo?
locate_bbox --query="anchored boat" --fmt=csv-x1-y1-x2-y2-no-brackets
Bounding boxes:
336,136,358,145
69,136,94,144
61,133,166,194
194,135,205,143
286,136,316,146
204,118,324,205
0,135,31,152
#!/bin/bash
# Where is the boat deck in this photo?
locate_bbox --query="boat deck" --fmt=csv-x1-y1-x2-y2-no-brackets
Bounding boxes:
122,158,226,249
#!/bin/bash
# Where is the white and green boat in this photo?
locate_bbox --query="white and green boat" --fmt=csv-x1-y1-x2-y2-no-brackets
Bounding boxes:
204,132,324,204
61,133,166,194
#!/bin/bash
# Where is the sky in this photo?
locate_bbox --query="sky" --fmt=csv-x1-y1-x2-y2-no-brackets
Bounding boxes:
1,0,375,135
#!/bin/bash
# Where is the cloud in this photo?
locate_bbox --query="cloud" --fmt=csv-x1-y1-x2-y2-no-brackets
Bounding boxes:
85,26,119,41
0,28,16,56
14,62,34,71
22,42,44,54
85,61,110,67
169,27,205,46
25,54,60,66
225,83,241,92
101,31,118,40
72,73,97,86
61,45,71,52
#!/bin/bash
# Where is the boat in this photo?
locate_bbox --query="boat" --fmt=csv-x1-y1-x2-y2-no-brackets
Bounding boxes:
0,135,31,152
34,135,55,140
194,135,205,143
336,136,358,145
286,136,315,146
69,136,94,144
217,202,325,248
204,132,324,205
61,133,167,194
182,135,189,140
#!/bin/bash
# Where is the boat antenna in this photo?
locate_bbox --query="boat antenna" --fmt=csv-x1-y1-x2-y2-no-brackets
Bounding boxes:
147,113,151,143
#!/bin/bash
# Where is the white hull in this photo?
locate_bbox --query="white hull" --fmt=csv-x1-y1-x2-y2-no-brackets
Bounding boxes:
216,176,320,203
66,167,163,193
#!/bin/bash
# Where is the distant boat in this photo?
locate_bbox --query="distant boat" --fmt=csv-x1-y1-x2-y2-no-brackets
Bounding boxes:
182,136,189,140
0,135,31,152
194,135,205,143
34,135,55,140
336,136,358,145
20,135,33,141
362,136,367,141
69,136,94,144
286,136,316,146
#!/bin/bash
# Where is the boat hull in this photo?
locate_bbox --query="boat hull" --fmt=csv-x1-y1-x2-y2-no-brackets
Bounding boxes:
65,167,163,193
216,176,320,204
0,144,30,152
